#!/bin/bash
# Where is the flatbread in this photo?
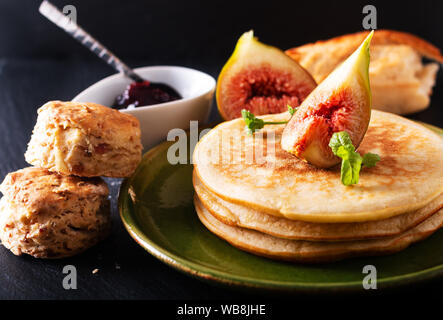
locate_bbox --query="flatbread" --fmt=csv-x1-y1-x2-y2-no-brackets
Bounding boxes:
285,30,442,115
194,173,443,241
195,196,443,263
194,110,443,222
285,29,443,84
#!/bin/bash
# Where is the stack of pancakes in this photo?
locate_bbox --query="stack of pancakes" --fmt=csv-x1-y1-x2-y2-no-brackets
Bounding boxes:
193,111,443,263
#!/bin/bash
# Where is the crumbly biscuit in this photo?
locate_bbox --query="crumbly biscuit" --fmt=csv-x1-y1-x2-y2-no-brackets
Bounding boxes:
0,167,111,258
25,101,142,178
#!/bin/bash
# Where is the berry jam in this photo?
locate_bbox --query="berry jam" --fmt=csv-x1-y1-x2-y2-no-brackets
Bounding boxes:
112,81,181,109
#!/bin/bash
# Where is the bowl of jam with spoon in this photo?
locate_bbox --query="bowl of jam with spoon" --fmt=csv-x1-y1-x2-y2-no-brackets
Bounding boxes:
39,2,214,149
73,65,216,149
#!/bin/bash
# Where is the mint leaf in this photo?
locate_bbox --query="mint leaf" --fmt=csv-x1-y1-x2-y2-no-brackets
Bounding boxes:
329,131,380,186
241,109,289,134
335,145,362,185
241,109,265,134
347,149,363,185
329,131,354,154
362,152,380,168
288,105,297,116
340,158,353,186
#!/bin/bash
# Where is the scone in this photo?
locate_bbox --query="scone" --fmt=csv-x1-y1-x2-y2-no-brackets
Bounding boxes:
0,167,111,258
286,30,443,114
25,101,142,178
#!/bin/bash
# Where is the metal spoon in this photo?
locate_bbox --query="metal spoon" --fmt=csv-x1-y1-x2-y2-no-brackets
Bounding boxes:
39,0,181,98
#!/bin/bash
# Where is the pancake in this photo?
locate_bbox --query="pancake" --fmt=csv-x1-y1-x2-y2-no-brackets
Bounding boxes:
193,110,443,223
195,196,443,263
194,173,443,241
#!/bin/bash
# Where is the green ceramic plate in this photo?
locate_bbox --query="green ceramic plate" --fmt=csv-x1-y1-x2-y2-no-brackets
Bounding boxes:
119,123,443,292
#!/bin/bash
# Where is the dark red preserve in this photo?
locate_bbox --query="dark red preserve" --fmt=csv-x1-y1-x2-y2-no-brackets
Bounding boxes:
113,81,181,109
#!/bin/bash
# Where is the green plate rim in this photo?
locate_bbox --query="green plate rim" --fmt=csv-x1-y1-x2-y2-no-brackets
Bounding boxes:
119,122,443,292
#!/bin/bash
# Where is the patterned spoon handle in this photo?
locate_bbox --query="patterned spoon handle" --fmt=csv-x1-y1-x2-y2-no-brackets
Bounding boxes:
39,0,144,82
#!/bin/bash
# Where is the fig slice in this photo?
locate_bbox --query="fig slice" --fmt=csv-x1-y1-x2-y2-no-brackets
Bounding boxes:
217,31,317,120
281,31,373,168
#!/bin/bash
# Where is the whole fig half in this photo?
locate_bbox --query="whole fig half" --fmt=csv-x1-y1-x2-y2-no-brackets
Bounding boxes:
217,31,317,120
281,31,373,168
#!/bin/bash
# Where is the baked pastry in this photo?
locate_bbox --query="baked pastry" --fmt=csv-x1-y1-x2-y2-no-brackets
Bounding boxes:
0,167,111,258
25,101,142,178
286,30,443,114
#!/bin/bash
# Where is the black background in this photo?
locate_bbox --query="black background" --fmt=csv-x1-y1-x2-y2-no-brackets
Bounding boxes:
0,0,443,301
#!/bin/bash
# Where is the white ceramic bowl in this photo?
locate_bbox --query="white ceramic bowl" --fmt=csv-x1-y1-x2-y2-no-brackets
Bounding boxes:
73,66,216,149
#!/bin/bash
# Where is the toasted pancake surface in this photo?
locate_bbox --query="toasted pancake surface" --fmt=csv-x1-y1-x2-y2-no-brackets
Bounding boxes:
194,110,443,222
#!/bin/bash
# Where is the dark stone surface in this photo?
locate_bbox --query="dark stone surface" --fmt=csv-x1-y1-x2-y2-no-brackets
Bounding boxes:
0,0,442,300
0,58,226,300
